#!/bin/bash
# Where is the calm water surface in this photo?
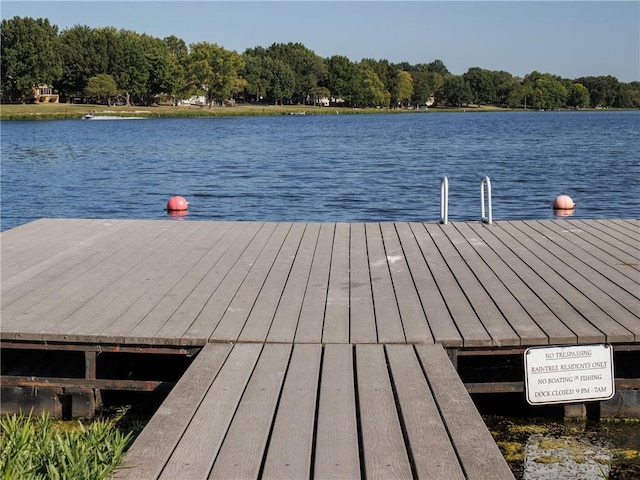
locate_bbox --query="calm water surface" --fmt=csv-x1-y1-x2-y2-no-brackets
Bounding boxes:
1,111,638,231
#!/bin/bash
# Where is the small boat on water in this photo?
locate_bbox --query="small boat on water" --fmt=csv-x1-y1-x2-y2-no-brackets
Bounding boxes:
82,113,144,120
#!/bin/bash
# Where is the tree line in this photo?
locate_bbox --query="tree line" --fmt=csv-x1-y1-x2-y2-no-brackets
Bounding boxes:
2,16,639,110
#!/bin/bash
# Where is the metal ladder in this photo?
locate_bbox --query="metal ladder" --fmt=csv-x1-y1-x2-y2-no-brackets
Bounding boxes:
440,176,493,224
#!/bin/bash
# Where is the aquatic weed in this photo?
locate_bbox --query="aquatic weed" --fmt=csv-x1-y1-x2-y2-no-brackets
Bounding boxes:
0,412,132,479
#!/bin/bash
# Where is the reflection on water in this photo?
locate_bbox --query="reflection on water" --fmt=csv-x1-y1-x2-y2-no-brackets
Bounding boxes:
1,111,639,231
553,208,576,218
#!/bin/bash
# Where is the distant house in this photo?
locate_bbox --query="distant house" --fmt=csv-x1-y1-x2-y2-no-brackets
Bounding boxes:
31,84,59,103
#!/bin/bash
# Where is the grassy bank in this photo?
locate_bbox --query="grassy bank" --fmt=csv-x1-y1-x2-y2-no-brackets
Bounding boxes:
0,102,505,121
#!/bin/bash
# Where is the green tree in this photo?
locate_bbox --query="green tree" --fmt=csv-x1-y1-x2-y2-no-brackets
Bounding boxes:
138,34,180,105
109,30,149,106
505,79,527,108
242,48,271,102
525,72,567,109
425,59,450,75
266,42,326,103
1,16,62,102
186,42,244,107
492,71,516,106
57,25,105,99
325,55,357,104
392,70,413,107
85,73,118,105
566,82,590,108
410,71,431,106
352,66,389,107
162,35,189,105
360,58,395,100
266,56,296,104
576,75,624,108
464,67,496,105
440,75,472,107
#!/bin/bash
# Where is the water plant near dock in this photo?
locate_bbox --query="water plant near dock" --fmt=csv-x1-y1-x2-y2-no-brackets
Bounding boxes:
0,411,133,479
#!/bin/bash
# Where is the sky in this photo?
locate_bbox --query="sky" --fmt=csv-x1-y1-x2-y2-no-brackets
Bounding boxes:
2,1,639,82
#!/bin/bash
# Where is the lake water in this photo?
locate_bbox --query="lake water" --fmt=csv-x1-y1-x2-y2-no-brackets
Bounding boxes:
1,110,638,232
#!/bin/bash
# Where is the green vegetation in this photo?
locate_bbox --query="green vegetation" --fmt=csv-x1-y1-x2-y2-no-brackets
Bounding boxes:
2,15,639,111
0,411,133,479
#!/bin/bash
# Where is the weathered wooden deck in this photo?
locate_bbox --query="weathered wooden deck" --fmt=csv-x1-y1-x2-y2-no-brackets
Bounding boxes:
1,218,638,479
2,218,638,347
116,342,514,480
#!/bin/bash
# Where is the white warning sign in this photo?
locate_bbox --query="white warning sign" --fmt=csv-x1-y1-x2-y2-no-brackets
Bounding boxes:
524,344,615,405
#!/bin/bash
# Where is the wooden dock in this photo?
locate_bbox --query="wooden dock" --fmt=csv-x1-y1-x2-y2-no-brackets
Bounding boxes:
1,218,638,479
2,218,638,347
116,343,514,480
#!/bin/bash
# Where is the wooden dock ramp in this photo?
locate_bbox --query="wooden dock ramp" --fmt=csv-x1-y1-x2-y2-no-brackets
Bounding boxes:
116,343,514,480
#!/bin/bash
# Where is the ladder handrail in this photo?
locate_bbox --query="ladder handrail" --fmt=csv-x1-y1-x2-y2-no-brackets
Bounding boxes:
440,176,449,224
480,176,493,224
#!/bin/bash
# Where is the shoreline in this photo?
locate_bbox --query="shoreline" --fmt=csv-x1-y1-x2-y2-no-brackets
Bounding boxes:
0,103,627,121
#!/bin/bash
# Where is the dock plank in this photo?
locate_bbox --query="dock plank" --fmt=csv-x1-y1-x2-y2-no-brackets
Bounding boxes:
2,221,179,342
425,223,521,346
395,223,462,346
524,221,640,335
322,223,350,343
157,343,263,479
505,221,635,342
294,223,333,343
1,221,142,322
409,222,491,346
443,223,548,345
1,219,134,298
115,342,232,480
41,221,210,342
211,223,294,342
207,344,292,479
314,344,361,478
590,219,640,251
480,222,608,343
356,345,413,479
98,221,237,342
266,223,320,343
1,219,114,279
386,345,465,480
365,222,406,343
416,344,515,480
549,220,640,283
350,223,378,343
461,222,577,345
2,218,636,349
379,223,432,343
237,222,306,342
261,344,321,480
152,222,274,344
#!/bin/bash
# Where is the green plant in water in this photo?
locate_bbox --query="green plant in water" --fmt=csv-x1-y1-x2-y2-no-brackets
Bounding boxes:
0,412,132,479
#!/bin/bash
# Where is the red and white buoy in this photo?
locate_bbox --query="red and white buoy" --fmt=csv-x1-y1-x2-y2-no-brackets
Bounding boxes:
553,195,575,210
167,196,189,213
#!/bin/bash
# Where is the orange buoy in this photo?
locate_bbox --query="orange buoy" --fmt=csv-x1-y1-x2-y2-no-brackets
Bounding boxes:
167,196,189,212
553,195,575,210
